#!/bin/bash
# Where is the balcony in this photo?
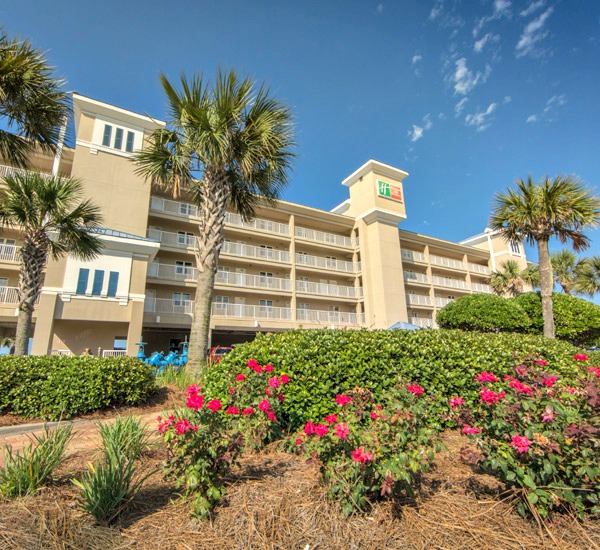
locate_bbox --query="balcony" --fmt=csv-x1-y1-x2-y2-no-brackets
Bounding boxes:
296,280,362,298
150,196,198,218
406,294,432,307
222,241,290,263
468,262,491,275
0,286,18,305
294,226,355,249
429,254,466,270
472,282,493,294
401,249,428,263
431,276,469,290
435,296,454,308
403,272,430,285
215,271,291,292
408,316,436,328
147,229,195,250
147,263,197,281
144,297,193,315
295,253,358,274
0,164,52,181
0,244,20,263
225,212,290,236
212,302,292,320
296,309,365,325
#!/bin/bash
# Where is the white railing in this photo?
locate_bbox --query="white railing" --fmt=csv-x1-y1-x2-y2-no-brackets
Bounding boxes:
147,229,195,249
401,249,428,263
472,282,493,294
296,280,361,298
406,294,432,306
429,254,466,270
432,276,469,290
468,262,491,275
222,241,290,263
0,286,19,304
435,296,454,308
144,298,194,315
295,253,358,273
294,226,355,248
408,317,436,328
0,244,20,263
403,272,430,285
212,303,292,320
0,164,52,181
225,212,290,236
215,271,291,292
147,262,197,281
49,349,72,356
296,309,365,325
150,196,199,218
102,349,127,358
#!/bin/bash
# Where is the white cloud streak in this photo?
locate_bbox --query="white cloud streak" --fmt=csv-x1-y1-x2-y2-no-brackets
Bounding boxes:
520,0,545,17
473,0,512,36
465,103,497,131
452,58,491,95
408,114,433,142
474,33,500,53
455,97,469,116
516,7,554,57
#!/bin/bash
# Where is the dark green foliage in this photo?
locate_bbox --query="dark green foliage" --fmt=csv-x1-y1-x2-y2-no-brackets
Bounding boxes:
0,356,156,420
436,294,530,332
511,292,600,346
202,329,588,430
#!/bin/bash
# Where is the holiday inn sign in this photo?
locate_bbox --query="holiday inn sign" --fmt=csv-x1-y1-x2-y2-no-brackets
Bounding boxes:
377,180,403,203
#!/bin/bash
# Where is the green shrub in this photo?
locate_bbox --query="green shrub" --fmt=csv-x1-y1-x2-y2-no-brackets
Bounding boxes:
0,356,156,420
98,417,151,461
436,294,530,332
203,329,589,430
0,425,72,498
511,292,600,346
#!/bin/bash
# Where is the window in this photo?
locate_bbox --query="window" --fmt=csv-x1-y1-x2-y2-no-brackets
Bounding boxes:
91,270,104,296
76,268,90,295
259,271,273,286
214,295,229,313
102,124,112,147
114,128,124,150
0,238,16,246
215,295,229,303
326,256,336,268
259,245,273,259
107,271,119,297
297,275,309,292
176,261,193,277
298,303,310,310
259,299,273,308
179,202,193,215
113,337,127,350
125,131,135,153
510,241,521,255
173,292,191,306
447,295,455,301
177,231,194,246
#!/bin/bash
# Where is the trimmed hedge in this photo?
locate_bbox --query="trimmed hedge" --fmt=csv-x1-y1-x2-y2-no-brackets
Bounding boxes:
0,356,156,420
202,329,589,430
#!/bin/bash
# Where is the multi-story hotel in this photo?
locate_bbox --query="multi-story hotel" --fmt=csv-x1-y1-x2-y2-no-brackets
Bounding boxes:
0,94,529,357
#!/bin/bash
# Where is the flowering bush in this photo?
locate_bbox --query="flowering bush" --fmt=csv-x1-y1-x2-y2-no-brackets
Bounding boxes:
159,359,289,518
454,355,600,518
297,386,440,516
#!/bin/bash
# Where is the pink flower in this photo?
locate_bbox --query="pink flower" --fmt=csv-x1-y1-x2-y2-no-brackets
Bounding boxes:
268,377,281,389
267,411,277,422
186,384,200,395
574,354,589,361
265,387,272,396
536,359,549,366
510,434,531,454
335,395,352,406
407,384,424,396
280,374,290,384
449,396,465,409
277,393,285,402
186,393,204,411
225,406,240,415
175,418,193,435
315,423,329,437
236,373,246,382
296,438,304,446
228,388,235,394
334,422,349,440
264,364,274,373
242,407,254,415
247,359,260,369
370,411,379,420
462,424,481,435
158,418,172,434
258,398,270,412
207,399,222,412
542,406,554,423
542,376,559,387
563,387,577,394
475,371,499,383
304,421,317,435
509,379,534,395
588,366,600,378
479,389,506,405
324,414,338,424
351,447,374,464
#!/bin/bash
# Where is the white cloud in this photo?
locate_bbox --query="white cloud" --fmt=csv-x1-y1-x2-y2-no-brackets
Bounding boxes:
376,3,384,14
520,0,545,17
465,103,497,131
526,114,538,123
452,58,491,95
423,113,433,130
526,93,566,124
474,33,500,53
429,0,443,21
455,97,469,116
412,54,422,65
516,7,554,57
408,114,433,142
503,95,512,104
473,0,512,36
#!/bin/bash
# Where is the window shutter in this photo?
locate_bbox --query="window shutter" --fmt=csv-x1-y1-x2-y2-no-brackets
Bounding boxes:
107,272,119,297
91,270,104,296
76,268,90,295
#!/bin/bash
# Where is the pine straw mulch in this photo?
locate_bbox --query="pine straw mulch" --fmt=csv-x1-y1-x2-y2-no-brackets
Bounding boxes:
0,431,598,550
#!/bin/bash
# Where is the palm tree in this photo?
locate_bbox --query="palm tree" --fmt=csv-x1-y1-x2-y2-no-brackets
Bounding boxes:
0,172,102,355
550,249,586,294
490,259,525,297
490,176,600,338
573,256,600,296
134,70,295,370
0,31,70,167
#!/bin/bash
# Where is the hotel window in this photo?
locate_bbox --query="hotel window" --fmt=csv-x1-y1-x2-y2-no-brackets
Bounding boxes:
298,303,310,310
113,337,127,350
125,131,135,153
102,124,112,147
114,128,124,150
179,202,193,215
177,231,194,246
259,271,273,286
297,251,308,264
259,299,273,311
176,261,193,277
0,238,16,246
107,271,119,297
259,245,273,259
173,292,190,306
510,241,521,255
325,256,337,269
76,268,90,295
91,270,104,296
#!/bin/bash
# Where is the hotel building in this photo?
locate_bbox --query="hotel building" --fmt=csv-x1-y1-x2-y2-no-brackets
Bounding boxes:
0,94,529,356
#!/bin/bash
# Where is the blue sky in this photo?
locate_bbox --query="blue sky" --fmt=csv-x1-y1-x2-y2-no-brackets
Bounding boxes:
2,0,600,262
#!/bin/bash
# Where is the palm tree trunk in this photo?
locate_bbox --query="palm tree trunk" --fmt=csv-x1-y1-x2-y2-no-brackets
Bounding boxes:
537,237,555,339
187,167,230,375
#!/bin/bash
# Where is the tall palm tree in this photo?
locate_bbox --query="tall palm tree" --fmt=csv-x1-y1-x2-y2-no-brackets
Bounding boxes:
573,256,600,296
490,259,525,297
0,172,102,355
550,249,586,294
0,31,69,167
134,70,295,370
490,176,600,338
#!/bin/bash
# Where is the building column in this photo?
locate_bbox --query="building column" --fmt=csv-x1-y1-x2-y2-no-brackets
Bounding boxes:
126,299,145,356
31,293,58,355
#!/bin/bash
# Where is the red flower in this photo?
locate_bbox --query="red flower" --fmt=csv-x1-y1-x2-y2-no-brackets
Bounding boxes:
542,375,559,387
461,424,481,435
315,423,329,437
304,421,317,435
479,389,506,405
334,422,349,440
295,437,304,446
563,386,577,394
247,359,260,369
370,411,379,419
186,384,200,395
407,384,424,395
186,393,204,411
324,414,338,424
588,366,600,378
536,359,549,366
258,398,270,412
510,434,531,454
542,406,554,422
267,411,277,422
335,395,352,406
574,354,589,361
277,393,285,402
225,406,240,415
264,364,274,373
242,407,254,415
351,447,374,464
509,379,533,395
265,387,272,396
268,376,281,389
207,399,222,412
236,373,246,382
475,371,499,383
449,396,465,409
228,388,235,394
175,418,193,434
280,374,290,385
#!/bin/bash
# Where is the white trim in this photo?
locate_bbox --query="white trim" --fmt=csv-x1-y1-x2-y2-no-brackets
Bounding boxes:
342,159,409,188
357,207,407,226
76,139,136,160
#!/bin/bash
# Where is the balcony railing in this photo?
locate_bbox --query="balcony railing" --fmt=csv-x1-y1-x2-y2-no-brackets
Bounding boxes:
468,262,491,275
429,254,466,270
295,253,358,273
0,286,19,304
102,349,127,358
0,164,52,181
148,262,197,281
147,229,195,249
432,276,469,290
150,196,199,218
0,244,20,263
225,212,290,236
294,227,355,248
472,282,493,294
296,309,364,325
401,249,428,263
408,317,436,328
296,280,362,298
212,302,292,320
144,298,193,315
215,271,291,292
222,241,290,263
406,294,432,307
403,272,430,285
435,296,454,308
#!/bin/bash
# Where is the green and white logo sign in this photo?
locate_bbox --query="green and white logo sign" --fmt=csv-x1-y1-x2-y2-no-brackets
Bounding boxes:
377,180,403,202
